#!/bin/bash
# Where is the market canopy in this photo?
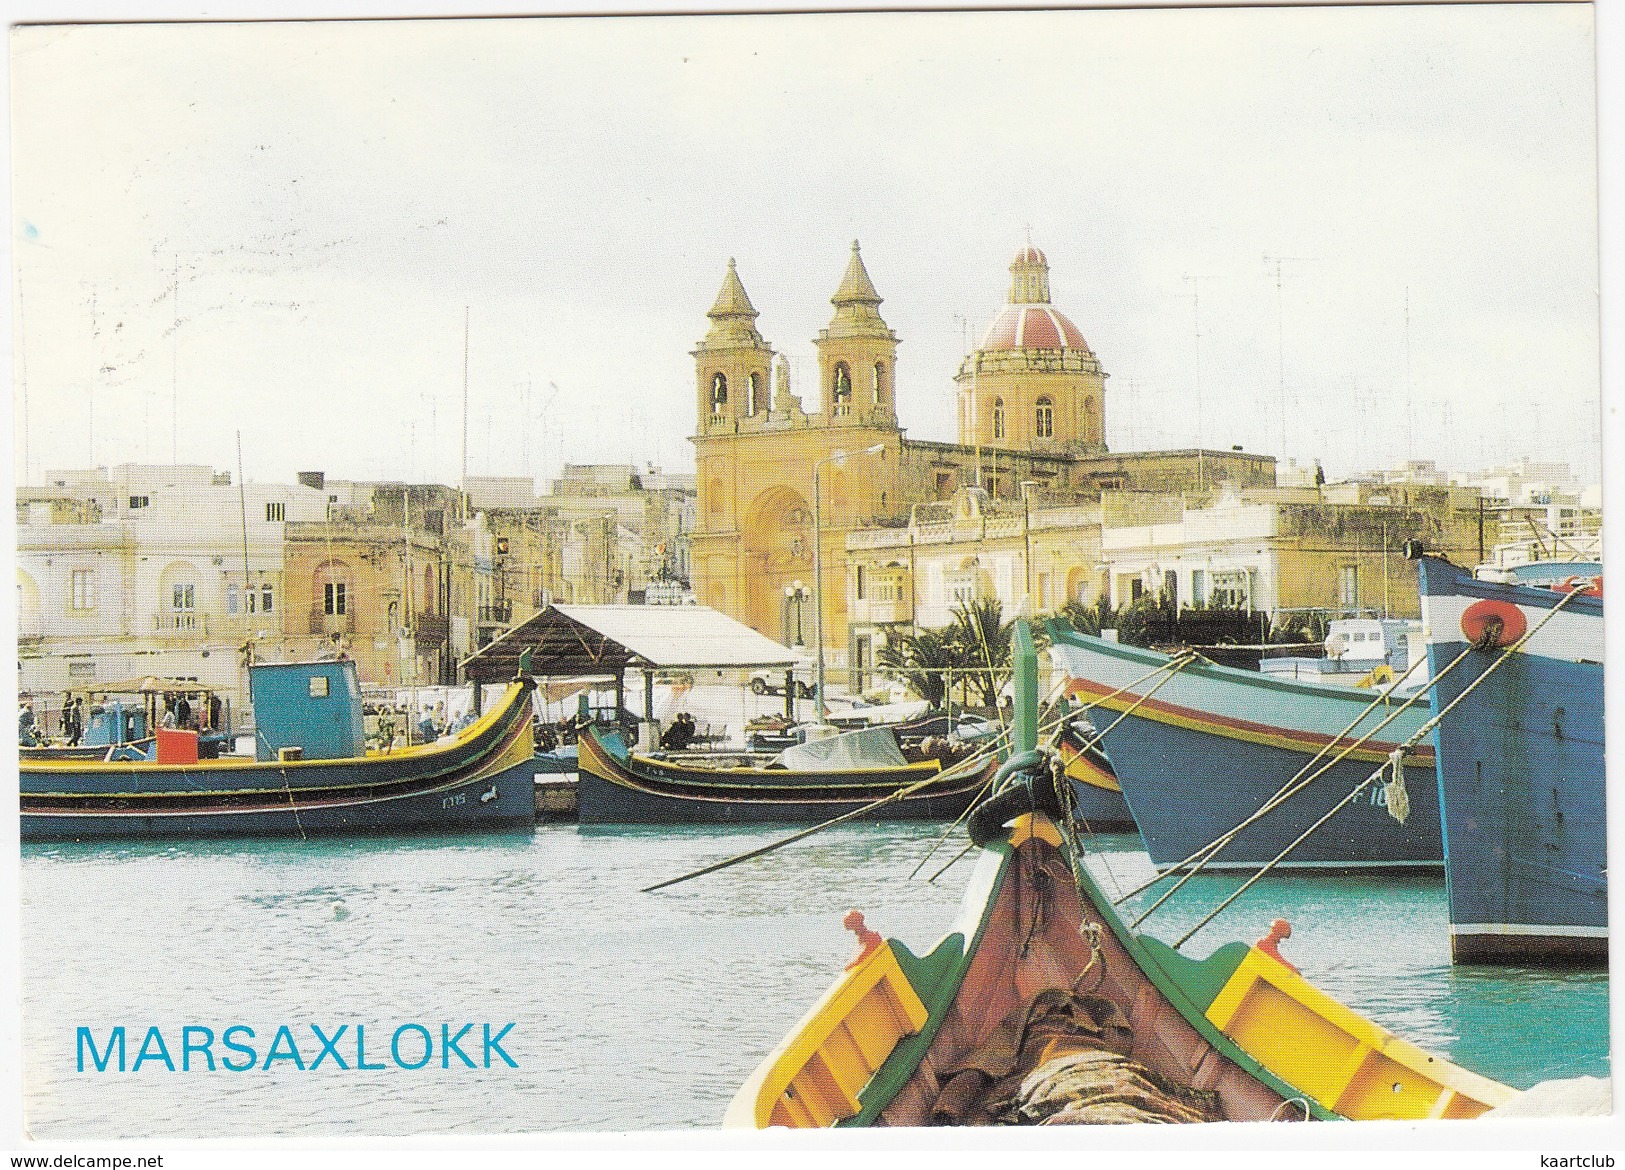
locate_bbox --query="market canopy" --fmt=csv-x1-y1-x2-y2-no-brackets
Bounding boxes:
460,604,804,682
72,676,216,695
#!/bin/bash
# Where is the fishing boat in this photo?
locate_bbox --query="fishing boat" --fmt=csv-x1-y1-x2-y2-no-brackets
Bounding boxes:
20,658,537,841
22,677,234,761
1054,714,1135,832
1045,625,1440,871
1414,552,1606,965
725,757,1517,1127
575,724,998,825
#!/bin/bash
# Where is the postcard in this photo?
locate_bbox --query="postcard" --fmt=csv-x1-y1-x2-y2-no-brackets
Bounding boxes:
6,2,1616,1165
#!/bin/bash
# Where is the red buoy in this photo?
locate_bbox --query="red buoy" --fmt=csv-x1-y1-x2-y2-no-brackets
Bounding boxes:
1460,599,1527,648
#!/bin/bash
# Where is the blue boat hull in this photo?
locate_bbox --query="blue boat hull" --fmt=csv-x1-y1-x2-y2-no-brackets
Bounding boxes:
20,682,538,841
19,767,535,839
1418,557,1606,965
1080,701,1440,870
1048,630,1441,871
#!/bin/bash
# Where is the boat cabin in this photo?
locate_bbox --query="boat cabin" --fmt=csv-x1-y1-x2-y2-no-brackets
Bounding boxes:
248,660,367,762
1259,618,1420,686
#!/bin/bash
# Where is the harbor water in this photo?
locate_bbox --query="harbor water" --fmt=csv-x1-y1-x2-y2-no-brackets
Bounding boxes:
20,823,1609,1139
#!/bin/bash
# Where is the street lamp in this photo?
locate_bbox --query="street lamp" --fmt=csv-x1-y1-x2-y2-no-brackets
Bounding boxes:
783,580,809,647
1020,480,1039,608
812,443,886,723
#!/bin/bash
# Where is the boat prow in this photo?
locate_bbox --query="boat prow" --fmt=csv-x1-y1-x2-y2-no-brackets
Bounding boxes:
727,791,1517,1127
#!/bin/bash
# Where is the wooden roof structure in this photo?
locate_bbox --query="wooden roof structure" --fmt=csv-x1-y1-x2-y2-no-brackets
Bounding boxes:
460,604,803,683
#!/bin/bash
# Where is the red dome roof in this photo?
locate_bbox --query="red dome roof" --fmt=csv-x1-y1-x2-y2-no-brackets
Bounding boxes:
979,304,1088,351
1012,245,1047,266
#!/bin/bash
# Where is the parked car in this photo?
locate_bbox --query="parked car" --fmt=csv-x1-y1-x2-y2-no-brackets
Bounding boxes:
749,666,815,698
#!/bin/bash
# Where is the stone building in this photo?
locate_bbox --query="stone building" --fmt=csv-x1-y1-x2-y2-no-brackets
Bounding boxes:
280,477,473,687
469,464,695,616
689,241,1274,662
842,479,1492,678
16,464,328,715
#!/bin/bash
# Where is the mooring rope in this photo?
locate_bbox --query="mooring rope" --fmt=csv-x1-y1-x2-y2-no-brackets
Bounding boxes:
1120,647,1460,919
1164,584,1585,942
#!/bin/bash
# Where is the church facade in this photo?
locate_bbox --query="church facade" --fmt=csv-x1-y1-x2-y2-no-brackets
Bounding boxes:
688,242,1274,662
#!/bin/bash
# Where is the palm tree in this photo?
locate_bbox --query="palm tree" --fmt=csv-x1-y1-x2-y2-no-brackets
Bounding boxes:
876,625,959,708
949,597,1013,708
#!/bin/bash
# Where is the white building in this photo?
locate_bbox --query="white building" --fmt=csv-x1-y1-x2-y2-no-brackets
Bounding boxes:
16,464,328,715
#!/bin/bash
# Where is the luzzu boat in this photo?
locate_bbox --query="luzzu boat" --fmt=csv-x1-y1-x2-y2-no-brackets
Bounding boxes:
576,724,997,825
20,659,537,840
1054,715,1135,832
1045,625,1441,871
725,759,1518,1128
1415,552,1606,965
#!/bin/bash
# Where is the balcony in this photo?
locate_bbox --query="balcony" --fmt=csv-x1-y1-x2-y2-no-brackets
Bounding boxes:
850,599,908,626
307,608,355,636
478,603,513,626
154,612,207,637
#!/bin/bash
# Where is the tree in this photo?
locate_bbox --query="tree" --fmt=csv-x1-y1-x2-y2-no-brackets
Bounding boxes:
878,597,1015,710
949,596,1013,707
876,625,958,708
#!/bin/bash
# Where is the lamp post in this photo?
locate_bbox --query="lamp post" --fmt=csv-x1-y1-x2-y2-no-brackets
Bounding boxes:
812,443,886,723
1020,480,1039,609
783,580,809,719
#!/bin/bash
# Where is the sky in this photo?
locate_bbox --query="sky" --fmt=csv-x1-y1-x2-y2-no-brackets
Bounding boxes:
6,3,1606,492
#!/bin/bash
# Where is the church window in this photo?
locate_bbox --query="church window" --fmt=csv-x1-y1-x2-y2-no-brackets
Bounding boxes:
747,372,761,416
1035,397,1054,438
992,398,1006,440
872,362,886,406
710,373,728,415
833,364,852,416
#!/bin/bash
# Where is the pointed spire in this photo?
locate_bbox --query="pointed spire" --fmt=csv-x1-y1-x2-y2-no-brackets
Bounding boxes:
821,241,895,342
831,240,882,308
700,257,767,349
708,257,760,321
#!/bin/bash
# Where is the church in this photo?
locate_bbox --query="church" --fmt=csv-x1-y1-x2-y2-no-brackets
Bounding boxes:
687,242,1275,662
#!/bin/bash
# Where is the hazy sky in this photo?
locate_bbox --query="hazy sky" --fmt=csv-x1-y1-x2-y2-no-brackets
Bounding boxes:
8,3,1604,490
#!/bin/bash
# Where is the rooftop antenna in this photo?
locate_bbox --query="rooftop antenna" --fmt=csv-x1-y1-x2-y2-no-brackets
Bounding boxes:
1182,274,1220,492
87,283,98,469
460,305,470,508
1403,287,1412,465
954,313,980,488
16,276,29,483
171,254,179,465
1263,255,1314,459
520,379,532,477
236,431,251,599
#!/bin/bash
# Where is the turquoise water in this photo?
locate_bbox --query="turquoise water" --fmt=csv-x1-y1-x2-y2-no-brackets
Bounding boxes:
19,824,1609,1139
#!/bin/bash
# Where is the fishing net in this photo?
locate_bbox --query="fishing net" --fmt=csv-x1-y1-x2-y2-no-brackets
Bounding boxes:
928,987,1224,1125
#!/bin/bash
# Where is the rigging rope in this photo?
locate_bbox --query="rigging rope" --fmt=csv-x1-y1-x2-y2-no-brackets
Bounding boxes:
1117,647,1456,918
1166,584,1585,943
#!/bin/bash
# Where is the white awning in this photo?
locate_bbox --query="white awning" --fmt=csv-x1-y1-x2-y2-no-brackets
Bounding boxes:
553,605,802,670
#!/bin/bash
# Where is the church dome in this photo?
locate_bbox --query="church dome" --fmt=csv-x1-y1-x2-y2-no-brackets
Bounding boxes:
976,241,1090,351
979,304,1088,351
